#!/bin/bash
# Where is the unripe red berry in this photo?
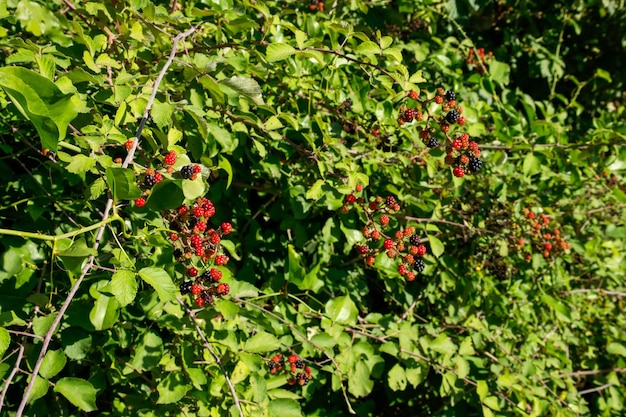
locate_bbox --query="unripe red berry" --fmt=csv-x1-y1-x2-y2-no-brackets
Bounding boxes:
434,95,443,104
195,296,206,307
406,271,416,281
416,245,427,257
209,268,222,281
366,255,375,266
346,194,357,204
380,215,390,225
371,230,381,240
216,283,230,295
134,197,146,207
441,124,450,133
452,139,462,150
385,196,396,206
164,150,177,166
369,201,378,210
355,184,363,192
215,254,229,265
398,264,408,275
210,234,221,245
125,139,134,150
356,244,369,255
453,166,465,178
221,222,233,234
408,90,419,100
383,239,394,250
191,283,202,295
188,267,198,277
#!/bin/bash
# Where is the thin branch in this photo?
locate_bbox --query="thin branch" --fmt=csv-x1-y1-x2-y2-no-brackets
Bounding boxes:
0,344,25,412
579,383,612,395
15,25,201,417
567,289,626,297
178,299,244,417
560,368,626,379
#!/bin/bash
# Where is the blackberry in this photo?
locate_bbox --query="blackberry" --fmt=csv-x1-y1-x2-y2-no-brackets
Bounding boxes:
414,258,425,273
404,108,416,122
199,271,212,283
468,157,483,173
295,360,305,369
445,110,460,124
180,165,194,179
444,90,456,101
180,281,193,295
426,137,440,148
173,248,183,259
144,175,156,188
409,234,421,246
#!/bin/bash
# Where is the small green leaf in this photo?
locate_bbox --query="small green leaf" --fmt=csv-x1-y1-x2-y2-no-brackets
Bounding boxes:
244,331,282,353
130,331,163,371
607,342,626,357
53,377,97,412
33,313,58,337
0,327,10,358
325,295,358,325
522,153,541,176
106,167,142,201
138,267,177,303
151,100,173,129
40,349,67,379
89,294,120,330
428,235,445,257
220,76,264,105
483,395,501,411
265,115,283,130
145,180,185,211
388,363,407,391
269,398,303,417
156,372,190,404
266,43,296,62
109,270,138,307
218,155,233,189
429,334,457,355
355,41,380,56
27,375,49,404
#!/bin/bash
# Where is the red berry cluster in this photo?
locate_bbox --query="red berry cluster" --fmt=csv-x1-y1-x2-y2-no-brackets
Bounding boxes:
163,197,234,307
132,150,203,207
342,189,428,281
396,88,483,178
309,0,324,11
515,208,570,260
268,353,313,386
466,47,493,74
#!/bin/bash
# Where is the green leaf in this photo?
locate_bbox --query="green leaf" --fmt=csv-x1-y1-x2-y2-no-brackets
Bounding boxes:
522,153,541,176
310,333,337,349
208,123,235,153
607,342,626,357
218,155,233,188
65,154,95,178
325,295,358,325
388,363,407,391
268,398,303,417
428,334,457,355
0,327,10,358
266,43,296,62
488,61,510,84
145,180,185,211
156,372,190,404
40,349,67,379
0,66,80,151
27,375,48,404
355,41,380,56
53,377,97,412
286,244,306,287
428,235,445,257
109,270,138,307
33,313,58,337
55,238,97,258
220,75,264,105
151,100,173,129
182,175,207,200
138,267,177,303
483,395,501,411
106,167,142,201
130,331,163,371
89,294,120,330
244,331,282,353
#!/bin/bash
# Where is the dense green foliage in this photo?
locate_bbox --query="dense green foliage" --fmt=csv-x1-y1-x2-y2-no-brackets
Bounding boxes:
1,0,625,416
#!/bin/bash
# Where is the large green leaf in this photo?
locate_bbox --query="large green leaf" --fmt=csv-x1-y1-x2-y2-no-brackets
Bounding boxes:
156,372,190,404
325,295,358,325
268,398,303,417
0,66,80,151
106,167,142,201
40,349,67,379
53,377,97,412
138,267,177,303
109,270,138,307
244,331,282,353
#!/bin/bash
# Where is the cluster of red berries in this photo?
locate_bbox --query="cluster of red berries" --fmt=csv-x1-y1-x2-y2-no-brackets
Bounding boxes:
309,0,324,11
163,197,233,307
514,208,570,260
395,88,483,178
342,188,428,281
131,149,204,207
466,47,493,74
268,353,313,386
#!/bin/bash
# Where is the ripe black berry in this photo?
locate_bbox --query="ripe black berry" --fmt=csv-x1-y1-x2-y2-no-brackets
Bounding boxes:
404,108,416,122
180,165,194,179
445,110,460,124
180,281,193,295
295,360,305,369
409,234,421,246
173,248,183,259
444,90,456,101
414,258,425,273
426,137,440,148
468,157,483,173
144,175,156,188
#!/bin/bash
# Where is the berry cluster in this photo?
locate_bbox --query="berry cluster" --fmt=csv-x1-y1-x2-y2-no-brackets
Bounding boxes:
514,208,570,260
163,197,234,307
342,189,428,281
268,353,313,386
308,0,324,12
465,47,493,74
131,149,203,207
397,88,483,178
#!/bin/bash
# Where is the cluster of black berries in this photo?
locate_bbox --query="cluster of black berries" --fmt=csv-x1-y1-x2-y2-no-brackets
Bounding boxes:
163,197,235,308
268,353,313,386
444,133,483,178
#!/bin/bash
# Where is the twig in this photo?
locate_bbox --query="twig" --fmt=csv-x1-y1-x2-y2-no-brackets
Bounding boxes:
579,383,612,395
178,299,244,417
0,344,25,412
560,368,626,379
15,25,201,417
